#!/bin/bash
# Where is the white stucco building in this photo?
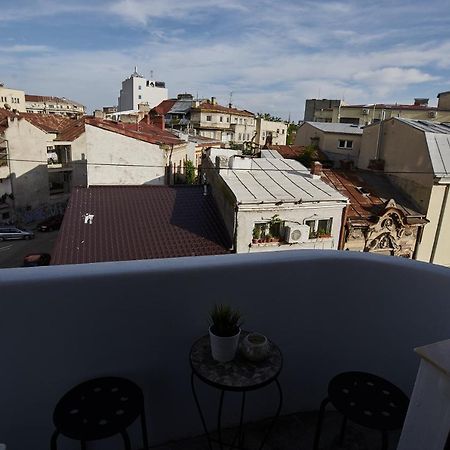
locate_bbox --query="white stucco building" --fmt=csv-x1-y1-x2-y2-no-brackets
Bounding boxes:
204,148,348,253
117,67,168,112
0,84,26,113
255,118,287,146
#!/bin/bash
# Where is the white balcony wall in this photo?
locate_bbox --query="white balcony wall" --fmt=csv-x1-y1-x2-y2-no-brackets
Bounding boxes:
1,251,450,449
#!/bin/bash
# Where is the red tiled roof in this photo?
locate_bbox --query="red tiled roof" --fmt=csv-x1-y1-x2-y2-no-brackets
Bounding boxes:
85,117,183,145
55,118,86,141
25,94,84,107
193,101,255,117
320,169,426,224
51,185,232,265
21,113,75,133
152,99,177,116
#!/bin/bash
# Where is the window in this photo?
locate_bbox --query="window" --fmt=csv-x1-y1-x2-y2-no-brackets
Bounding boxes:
238,133,242,141
206,115,212,122
138,95,142,100
305,218,333,238
226,117,230,123
239,118,243,124
0,147,7,167
338,140,353,149
220,116,223,122
138,85,142,90
252,217,285,242
282,129,285,134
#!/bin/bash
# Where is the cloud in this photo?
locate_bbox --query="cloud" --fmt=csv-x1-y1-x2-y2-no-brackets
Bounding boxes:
1,0,450,119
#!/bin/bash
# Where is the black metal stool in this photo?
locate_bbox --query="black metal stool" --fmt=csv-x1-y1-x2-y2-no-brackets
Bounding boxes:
51,376,149,450
313,371,409,450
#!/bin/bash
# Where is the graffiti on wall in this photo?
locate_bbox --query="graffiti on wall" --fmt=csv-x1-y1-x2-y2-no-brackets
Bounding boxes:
16,201,68,224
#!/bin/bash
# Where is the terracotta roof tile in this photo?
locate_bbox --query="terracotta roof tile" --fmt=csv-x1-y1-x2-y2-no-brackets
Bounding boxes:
51,185,231,265
193,101,255,117
55,118,86,141
85,117,183,145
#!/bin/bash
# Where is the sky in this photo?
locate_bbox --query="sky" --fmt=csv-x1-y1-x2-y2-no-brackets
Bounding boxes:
1,0,450,121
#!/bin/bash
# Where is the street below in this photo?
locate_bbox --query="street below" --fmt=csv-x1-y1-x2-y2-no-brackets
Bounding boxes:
0,230,59,268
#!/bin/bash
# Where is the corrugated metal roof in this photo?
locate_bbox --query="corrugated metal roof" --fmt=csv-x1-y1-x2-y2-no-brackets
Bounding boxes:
220,157,346,204
52,186,231,265
304,122,364,135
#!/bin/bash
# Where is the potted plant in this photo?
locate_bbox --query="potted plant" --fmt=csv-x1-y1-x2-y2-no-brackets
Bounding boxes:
209,304,242,362
252,226,260,244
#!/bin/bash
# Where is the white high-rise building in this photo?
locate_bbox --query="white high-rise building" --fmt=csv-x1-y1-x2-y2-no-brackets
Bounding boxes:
117,67,168,112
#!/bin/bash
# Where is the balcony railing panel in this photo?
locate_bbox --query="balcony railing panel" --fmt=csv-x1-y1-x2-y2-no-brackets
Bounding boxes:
1,251,450,449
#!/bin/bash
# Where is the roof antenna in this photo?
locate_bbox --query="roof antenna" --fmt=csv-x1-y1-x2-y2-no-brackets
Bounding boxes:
229,91,233,108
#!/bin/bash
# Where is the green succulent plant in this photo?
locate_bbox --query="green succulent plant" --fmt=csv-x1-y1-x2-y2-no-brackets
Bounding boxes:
209,304,243,337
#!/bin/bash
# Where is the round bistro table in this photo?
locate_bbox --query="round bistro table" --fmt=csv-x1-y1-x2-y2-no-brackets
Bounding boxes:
190,332,283,450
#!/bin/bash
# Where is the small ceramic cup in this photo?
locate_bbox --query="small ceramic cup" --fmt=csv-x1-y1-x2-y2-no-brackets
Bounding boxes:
242,332,270,362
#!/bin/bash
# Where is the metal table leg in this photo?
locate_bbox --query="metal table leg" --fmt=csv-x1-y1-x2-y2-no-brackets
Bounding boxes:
191,372,213,450
259,378,283,450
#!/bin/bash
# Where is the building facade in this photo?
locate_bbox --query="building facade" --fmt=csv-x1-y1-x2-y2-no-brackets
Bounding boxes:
190,98,256,144
255,118,287,146
295,122,363,166
204,148,348,253
25,95,85,118
305,92,450,125
0,84,26,113
358,117,450,266
117,67,168,112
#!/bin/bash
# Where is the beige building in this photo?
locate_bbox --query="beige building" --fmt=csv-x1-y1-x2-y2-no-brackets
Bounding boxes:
190,98,256,144
0,84,26,113
295,122,363,166
25,95,85,118
255,118,287,146
358,117,450,266
306,92,450,126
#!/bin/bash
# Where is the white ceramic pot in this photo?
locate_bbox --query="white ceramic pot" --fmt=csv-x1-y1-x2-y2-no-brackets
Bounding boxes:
209,326,241,362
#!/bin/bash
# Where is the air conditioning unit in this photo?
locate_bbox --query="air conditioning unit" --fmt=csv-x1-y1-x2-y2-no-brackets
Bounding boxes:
429,111,437,118
362,108,369,115
285,225,310,244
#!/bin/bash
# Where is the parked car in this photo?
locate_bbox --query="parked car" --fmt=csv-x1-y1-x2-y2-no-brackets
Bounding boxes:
37,215,64,232
0,227,34,241
23,253,51,267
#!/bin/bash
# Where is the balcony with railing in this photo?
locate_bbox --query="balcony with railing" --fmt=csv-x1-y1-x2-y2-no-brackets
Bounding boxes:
1,250,450,449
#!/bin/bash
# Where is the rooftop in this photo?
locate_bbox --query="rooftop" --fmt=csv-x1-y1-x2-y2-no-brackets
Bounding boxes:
215,153,347,204
25,94,84,108
153,99,177,116
267,144,328,161
304,122,364,135
193,101,255,117
321,169,427,226
51,185,231,265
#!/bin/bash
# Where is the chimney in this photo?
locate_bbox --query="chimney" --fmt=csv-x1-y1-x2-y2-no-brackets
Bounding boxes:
152,114,165,130
310,161,323,177
211,97,217,105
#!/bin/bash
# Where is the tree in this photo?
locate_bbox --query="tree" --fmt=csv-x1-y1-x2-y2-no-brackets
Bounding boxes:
287,123,299,144
184,160,196,184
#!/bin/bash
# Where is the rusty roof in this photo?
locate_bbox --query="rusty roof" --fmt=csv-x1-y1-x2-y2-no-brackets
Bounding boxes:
51,185,231,265
152,99,177,116
25,94,84,107
320,169,427,225
85,117,183,145
54,118,86,141
193,101,255,117
21,113,75,133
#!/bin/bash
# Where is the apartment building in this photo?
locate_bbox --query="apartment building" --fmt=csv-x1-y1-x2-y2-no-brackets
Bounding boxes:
255,117,287,146
0,84,26,113
0,110,193,224
117,67,168,112
306,91,450,125
25,95,85,118
358,117,450,266
204,148,348,253
190,98,256,144
295,122,363,166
